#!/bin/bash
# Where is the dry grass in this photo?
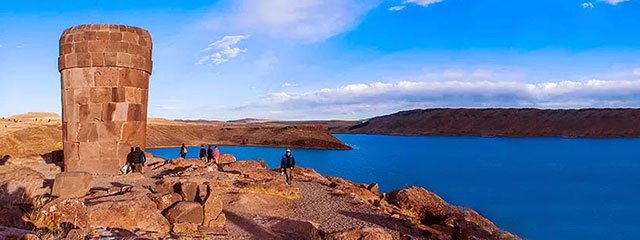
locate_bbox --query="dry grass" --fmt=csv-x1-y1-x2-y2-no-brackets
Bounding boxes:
239,184,300,200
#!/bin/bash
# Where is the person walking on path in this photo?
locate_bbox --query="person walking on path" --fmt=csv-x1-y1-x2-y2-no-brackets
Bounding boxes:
199,145,207,161
180,143,188,158
207,145,214,163
280,149,296,185
132,146,146,173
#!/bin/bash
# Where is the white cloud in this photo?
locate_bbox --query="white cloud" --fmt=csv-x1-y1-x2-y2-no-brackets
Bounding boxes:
197,35,250,65
282,82,298,88
582,2,595,8
599,0,630,5
239,79,640,119
229,0,380,42
404,0,444,7
0,44,3,48
389,5,406,11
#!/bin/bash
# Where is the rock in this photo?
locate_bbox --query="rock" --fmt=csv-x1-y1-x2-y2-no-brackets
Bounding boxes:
21,233,41,240
367,183,379,195
51,172,92,199
202,184,225,229
164,201,204,225
178,181,199,202
270,219,322,240
148,192,182,211
86,189,170,233
172,222,199,234
169,159,207,168
65,229,86,240
385,186,456,224
0,167,47,228
217,154,236,164
326,227,393,240
31,198,89,230
224,161,275,181
293,167,330,184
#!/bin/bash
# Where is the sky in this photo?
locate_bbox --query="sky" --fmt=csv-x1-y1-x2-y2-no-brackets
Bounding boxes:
0,0,639,120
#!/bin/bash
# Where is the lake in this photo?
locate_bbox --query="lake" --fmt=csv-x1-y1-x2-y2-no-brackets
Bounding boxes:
149,134,640,240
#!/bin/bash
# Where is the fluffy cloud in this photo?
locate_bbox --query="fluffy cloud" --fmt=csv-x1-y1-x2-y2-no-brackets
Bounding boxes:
404,0,444,7
230,0,380,42
389,5,406,11
582,2,595,8
197,35,250,65
599,0,631,5
240,79,640,119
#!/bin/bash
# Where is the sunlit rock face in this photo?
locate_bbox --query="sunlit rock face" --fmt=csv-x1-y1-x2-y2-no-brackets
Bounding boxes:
59,24,152,175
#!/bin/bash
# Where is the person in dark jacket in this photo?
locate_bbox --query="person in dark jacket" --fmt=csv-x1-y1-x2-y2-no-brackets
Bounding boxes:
180,143,187,158
132,146,146,173
280,149,296,185
206,145,213,162
199,145,207,161
126,147,135,174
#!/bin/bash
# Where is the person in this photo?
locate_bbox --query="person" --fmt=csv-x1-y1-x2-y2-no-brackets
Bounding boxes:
126,147,135,174
132,145,146,173
213,146,220,164
206,145,213,162
199,145,207,161
180,143,187,158
280,149,296,185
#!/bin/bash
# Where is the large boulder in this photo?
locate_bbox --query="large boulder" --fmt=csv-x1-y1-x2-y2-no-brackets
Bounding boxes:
85,189,171,233
51,171,92,199
31,198,89,230
217,154,236,164
269,219,322,240
202,184,225,229
147,192,183,211
0,168,47,228
224,161,275,181
164,201,204,225
325,227,394,240
385,186,456,224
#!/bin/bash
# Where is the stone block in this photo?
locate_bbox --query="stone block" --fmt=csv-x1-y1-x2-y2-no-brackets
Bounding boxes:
104,52,117,65
77,121,99,142
90,87,112,103
51,172,92,199
94,68,119,86
164,201,204,225
112,102,129,121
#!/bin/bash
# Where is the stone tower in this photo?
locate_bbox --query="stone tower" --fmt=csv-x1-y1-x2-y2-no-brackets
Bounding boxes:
58,24,152,175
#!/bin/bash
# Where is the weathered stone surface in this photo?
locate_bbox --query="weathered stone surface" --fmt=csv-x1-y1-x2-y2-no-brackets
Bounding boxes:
164,201,204,225
59,24,152,175
367,183,379,195
202,184,225,229
85,189,170,233
178,181,199,202
385,186,456,224
270,219,322,240
171,222,199,234
148,192,183,211
21,233,41,240
51,172,92,199
65,229,87,240
325,227,394,240
31,198,90,230
0,168,48,228
217,154,236,164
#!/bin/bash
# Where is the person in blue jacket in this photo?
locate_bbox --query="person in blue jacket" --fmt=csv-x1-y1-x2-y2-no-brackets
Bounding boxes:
280,149,296,185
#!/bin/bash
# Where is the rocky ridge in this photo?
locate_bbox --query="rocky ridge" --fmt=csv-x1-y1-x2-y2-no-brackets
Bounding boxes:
0,153,519,239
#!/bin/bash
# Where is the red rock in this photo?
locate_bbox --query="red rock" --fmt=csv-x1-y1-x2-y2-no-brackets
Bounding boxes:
164,201,204,225
385,186,456,224
171,222,199,234
202,184,225,229
148,192,182,211
31,198,89,230
326,227,393,240
51,171,92,199
217,154,236,164
178,181,199,202
21,233,41,240
367,183,379,195
86,190,170,233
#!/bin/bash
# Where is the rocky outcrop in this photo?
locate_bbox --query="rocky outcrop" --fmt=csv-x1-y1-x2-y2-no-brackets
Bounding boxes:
341,108,640,138
51,172,92,199
85,188,171,233
164,201,204,225
0,168,48,228
386,186,456,224
217,154,236,164
325,227,394,240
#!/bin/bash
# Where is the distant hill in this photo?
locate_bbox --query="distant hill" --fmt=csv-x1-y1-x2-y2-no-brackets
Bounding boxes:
340,108,640,138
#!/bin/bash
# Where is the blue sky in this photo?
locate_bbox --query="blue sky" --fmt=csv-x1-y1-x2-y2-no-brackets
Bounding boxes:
1,0,639,120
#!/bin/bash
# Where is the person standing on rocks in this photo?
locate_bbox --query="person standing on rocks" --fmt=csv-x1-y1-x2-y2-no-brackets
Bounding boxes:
180,143,187,158
207,145,214,163
213,146,220,164
280,149,296,185
126,147,135,173
132,146,146,173
199,145,207,161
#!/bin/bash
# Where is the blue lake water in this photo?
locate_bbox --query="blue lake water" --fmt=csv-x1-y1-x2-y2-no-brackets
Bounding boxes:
149,134,640,240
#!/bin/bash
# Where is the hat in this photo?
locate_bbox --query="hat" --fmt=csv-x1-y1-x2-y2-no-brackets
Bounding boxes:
286,149,291,152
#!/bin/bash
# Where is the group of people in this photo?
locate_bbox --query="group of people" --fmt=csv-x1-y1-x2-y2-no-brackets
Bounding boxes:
167,144,298,185
126,145,146,173
179,143,220,163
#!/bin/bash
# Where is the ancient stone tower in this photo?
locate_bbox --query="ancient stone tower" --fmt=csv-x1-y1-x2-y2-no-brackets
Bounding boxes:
58,24,152,175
